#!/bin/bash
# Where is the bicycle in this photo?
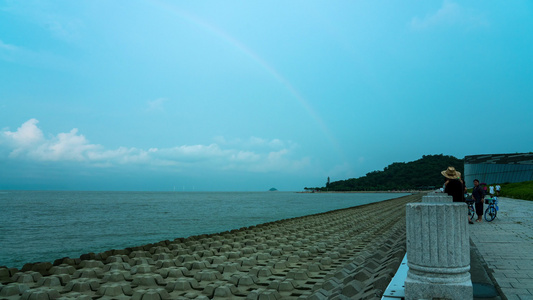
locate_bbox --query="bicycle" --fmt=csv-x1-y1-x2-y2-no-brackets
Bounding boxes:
466,199,476,223
484,197,498,222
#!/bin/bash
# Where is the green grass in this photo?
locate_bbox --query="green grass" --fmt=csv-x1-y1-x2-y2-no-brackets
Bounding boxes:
500,180,533,201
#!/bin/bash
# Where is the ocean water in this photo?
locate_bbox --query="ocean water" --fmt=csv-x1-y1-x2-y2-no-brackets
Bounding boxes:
0,191,409,269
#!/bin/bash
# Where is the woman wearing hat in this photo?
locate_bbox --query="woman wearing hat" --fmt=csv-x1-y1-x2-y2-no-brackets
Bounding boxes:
442,167,464,203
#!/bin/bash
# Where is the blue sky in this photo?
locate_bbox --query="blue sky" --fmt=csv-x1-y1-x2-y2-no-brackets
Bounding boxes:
1,0,532,191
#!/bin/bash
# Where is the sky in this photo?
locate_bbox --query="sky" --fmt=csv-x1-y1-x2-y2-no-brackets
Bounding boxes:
1,1,532,191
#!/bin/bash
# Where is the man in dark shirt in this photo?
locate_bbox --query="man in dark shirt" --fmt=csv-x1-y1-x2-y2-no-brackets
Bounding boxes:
472,179,485,222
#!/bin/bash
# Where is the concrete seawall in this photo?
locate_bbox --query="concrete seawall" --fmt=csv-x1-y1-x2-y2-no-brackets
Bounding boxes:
0,193,422,299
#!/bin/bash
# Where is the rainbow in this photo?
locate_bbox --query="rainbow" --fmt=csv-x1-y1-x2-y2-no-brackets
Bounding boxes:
148,1,346,161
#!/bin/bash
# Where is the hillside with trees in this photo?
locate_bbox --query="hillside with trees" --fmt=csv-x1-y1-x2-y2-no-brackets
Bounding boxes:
311,154,464,191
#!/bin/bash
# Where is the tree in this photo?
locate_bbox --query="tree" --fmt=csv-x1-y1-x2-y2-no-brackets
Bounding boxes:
320,155,464,191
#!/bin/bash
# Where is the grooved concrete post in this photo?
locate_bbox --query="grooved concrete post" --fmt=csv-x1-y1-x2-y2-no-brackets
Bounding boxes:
422,194,453,203
404,202,472,300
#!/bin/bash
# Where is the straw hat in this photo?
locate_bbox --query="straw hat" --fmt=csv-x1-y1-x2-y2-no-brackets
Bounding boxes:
441,166,461,179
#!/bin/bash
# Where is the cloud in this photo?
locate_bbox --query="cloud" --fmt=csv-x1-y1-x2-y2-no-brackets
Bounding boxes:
0,38,72,68
146,98,168,112
2,1,83,43
3,119,44,145
2,119,99,161
0,39,18,51
2,119,45,157
214,136,287,150
1,119,309,174
0,39,22,62
43,17,83,42
0,3,80,67
410,1,488,30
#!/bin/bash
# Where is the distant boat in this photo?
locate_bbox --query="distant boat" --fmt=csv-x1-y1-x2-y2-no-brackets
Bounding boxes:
269,188,278,191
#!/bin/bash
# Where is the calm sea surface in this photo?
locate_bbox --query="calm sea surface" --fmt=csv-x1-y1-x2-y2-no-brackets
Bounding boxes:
0,191,409,269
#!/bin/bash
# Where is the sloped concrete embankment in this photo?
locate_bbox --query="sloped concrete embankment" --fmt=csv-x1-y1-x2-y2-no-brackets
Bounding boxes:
0,193,422,300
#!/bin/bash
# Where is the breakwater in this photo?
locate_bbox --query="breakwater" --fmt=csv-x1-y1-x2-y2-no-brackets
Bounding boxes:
0,191,410,270
0,193,421,299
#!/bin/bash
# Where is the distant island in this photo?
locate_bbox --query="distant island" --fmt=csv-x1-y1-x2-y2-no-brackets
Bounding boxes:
269,188,278,191
306,154,464,192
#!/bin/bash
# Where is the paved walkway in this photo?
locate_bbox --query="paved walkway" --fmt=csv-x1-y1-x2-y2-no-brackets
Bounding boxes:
469,197,533,300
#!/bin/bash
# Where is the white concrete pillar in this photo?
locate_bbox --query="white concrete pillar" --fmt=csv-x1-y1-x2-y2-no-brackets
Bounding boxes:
422,194,453,203
404,202,472,300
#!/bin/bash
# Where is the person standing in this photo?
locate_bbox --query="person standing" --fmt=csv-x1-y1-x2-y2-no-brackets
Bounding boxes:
472,179,485,222
441,167,464,202
496,184,501,196
462,176,468,202
489,185,495,196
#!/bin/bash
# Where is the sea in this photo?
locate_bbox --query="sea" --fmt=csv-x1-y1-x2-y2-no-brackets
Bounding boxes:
0,191,409,269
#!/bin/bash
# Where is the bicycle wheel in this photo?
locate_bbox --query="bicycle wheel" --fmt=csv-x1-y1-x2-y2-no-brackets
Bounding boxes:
484,205,497,222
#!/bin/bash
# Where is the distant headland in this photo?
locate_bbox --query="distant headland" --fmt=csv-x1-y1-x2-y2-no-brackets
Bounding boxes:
306,154,464,192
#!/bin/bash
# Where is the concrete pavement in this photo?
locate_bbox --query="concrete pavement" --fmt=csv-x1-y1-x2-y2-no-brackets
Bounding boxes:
469,197,533,300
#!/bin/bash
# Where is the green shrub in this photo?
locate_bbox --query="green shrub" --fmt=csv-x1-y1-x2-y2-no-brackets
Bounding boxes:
500,181,533,201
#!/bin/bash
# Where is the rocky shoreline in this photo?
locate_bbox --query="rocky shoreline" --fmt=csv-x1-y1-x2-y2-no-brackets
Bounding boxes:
0,193,422,299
